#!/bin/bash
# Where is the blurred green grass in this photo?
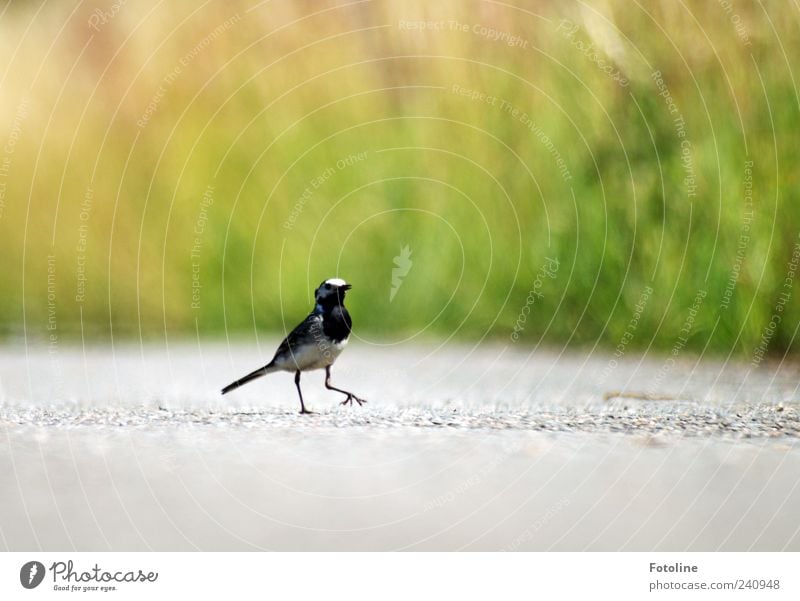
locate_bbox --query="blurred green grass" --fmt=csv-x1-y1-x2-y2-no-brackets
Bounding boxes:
0,0,798,358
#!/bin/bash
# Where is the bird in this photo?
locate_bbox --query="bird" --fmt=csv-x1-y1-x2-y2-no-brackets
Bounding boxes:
221,278,366,414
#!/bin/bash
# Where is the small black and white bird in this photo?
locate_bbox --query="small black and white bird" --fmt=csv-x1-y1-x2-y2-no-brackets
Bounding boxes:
221,278,366,414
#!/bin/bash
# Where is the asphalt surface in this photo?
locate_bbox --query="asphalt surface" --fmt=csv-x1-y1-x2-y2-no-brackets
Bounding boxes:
1,341,798,550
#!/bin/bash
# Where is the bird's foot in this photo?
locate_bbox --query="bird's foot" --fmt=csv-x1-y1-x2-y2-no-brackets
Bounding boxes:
299,408,316,415
340,394,367,407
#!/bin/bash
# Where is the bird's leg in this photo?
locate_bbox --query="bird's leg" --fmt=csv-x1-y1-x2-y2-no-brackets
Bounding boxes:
325,366,367,407
295,370,314,414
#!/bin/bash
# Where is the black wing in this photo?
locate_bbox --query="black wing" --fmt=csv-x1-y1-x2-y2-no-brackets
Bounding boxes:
271,312,325,361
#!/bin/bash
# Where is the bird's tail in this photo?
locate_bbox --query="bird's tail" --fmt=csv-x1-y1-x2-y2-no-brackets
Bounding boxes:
221,363,276,395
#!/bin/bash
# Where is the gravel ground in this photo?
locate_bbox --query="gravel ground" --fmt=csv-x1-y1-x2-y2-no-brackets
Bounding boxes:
1,341,799,550
2,404,798,439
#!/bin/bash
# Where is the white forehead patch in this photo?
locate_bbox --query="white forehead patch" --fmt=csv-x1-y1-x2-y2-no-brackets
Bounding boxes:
324,278,348,287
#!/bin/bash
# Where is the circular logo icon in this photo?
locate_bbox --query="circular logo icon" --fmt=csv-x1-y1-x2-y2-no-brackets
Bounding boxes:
20,561,45,589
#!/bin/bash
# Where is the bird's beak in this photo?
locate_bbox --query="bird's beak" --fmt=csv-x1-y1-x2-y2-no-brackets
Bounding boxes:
341,284,352,291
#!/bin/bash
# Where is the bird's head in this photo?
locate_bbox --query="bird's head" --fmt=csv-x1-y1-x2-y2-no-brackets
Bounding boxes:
315,278,351,308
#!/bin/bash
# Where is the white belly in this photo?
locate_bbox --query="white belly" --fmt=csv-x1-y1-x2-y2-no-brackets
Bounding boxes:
276,337,348,371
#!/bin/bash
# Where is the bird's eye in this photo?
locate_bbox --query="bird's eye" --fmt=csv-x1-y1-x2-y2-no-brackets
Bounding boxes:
324,284,330,289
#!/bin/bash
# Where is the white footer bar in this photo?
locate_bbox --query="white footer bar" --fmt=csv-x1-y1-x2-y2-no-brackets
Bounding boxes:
1,552,797,600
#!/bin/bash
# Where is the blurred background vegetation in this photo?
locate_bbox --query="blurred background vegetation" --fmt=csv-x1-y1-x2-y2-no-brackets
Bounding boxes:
0,0,797,358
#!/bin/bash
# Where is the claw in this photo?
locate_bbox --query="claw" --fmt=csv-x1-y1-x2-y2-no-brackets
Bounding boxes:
340,395,367,407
